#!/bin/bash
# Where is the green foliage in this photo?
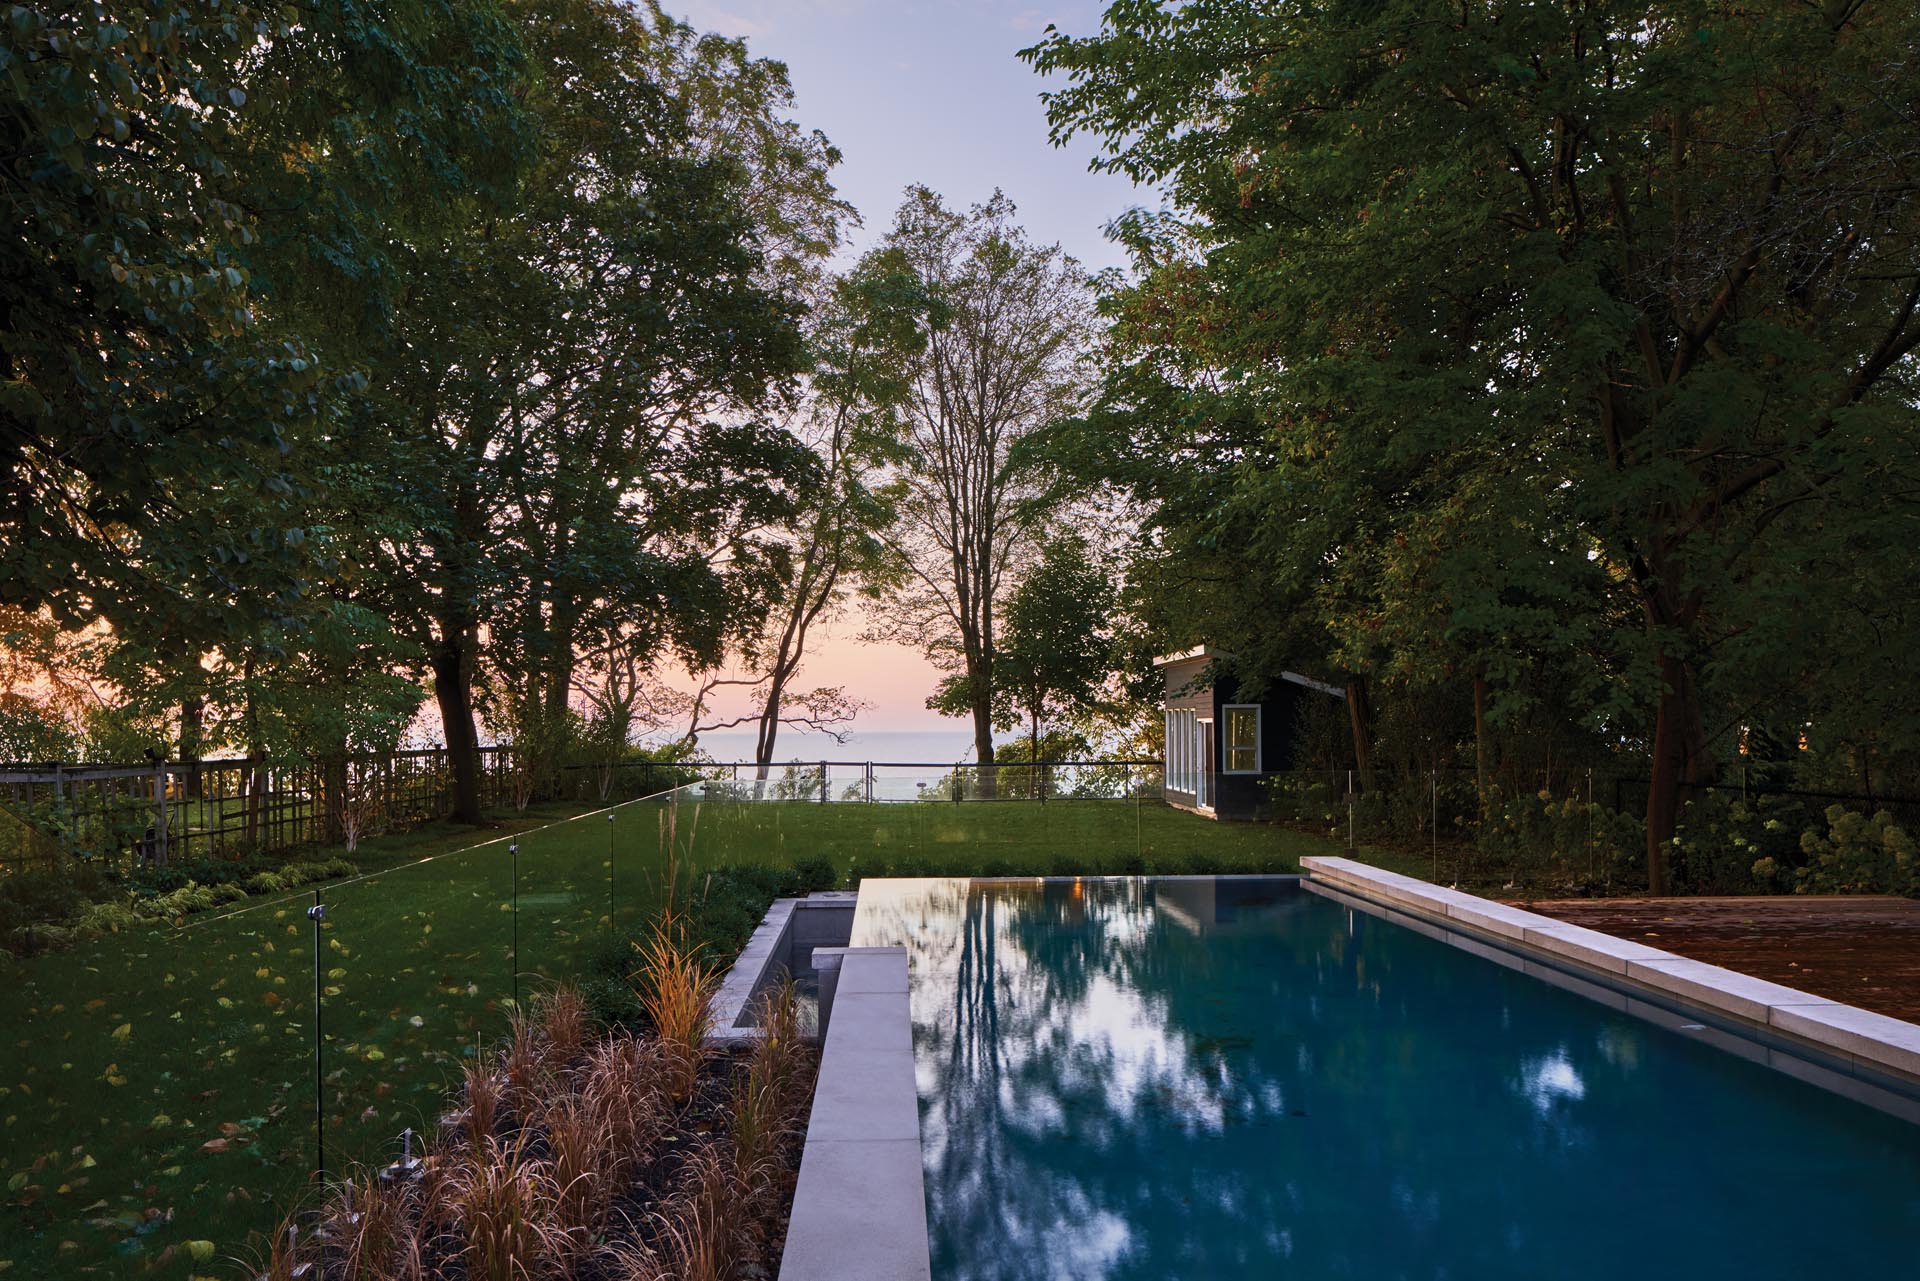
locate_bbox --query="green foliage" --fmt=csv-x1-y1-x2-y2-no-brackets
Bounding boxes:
583,856,840,1025
1026,0,1920,886
1771,806,1920,898
0,1,347,630
994,534,1118,754
1474,792,1646,897
0,864,107,936
0,699,80,761
1665,794,1809,896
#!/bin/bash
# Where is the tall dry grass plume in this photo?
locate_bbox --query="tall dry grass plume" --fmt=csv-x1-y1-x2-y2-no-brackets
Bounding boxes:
444,1135,558,1281
535,985,591,1067
655,795,702,915
731,978,815,1208
633,913,716,1102
318,1172,426,1281
540,1094,615,1264
647,1142,748,1281
580,1034,669,1179
456,1059,502,1156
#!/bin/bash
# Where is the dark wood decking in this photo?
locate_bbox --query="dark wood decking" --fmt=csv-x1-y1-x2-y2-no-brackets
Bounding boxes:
1523,895,1920,1023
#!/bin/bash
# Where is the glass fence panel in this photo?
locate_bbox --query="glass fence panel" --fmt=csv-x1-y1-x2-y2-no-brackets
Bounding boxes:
515,811,612,992
321,832,515,1183
0,886,316,1276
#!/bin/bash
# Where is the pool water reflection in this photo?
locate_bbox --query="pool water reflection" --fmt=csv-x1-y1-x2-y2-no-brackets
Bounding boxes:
850,877,1920,1281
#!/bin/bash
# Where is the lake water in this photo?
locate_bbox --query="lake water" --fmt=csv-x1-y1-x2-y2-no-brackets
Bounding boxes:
675,727,981,765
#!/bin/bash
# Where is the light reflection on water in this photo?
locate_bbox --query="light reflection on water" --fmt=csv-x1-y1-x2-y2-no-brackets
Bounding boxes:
851,877,1920,1281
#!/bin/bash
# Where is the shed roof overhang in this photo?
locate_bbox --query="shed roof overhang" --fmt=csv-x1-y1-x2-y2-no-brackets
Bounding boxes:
1152,645,1233,667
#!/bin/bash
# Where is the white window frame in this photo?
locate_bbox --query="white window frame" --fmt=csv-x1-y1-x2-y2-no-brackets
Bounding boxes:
1222,703,1262,775
1166,707,1200,796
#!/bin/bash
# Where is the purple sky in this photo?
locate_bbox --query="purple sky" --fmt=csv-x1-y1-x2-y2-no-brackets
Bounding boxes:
671,1,1149,734
679,0,1142,271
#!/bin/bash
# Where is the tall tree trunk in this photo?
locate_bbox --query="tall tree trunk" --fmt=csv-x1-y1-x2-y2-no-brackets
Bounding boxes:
320,736,349,845
1346,674,1377,792
972,699,996,800
178,695,205,801
432,635,484,824
1030,704,1041,799
1643,648,1712,895
1638,555,1716,895
753,678,786,799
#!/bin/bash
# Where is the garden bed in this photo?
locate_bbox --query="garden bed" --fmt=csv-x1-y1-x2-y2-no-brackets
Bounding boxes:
260,967,818,1281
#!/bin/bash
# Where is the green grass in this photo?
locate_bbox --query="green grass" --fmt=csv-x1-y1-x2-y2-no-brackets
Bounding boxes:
0,795,1327,1278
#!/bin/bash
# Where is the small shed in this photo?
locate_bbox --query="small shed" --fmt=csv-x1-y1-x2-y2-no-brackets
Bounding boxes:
1154,647,1345,821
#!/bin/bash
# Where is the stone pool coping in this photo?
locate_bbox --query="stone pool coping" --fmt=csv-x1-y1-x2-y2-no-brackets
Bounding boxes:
776,945,932,1281
1301,856,1920,1092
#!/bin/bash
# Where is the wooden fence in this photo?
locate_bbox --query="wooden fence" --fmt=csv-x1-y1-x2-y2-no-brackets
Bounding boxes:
0,748,681,873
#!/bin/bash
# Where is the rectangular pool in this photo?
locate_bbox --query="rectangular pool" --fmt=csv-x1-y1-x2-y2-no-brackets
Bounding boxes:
850,876,1920,1280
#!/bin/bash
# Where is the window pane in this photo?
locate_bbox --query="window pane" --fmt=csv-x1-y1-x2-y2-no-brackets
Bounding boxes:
1226,707,1258,771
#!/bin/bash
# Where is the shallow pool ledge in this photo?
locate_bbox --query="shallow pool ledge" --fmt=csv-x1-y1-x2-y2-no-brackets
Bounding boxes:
1300,856,1920,1086
777,945,932,1281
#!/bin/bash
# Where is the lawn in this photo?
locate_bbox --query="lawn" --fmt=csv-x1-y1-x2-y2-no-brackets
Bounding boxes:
0,794,1326,1278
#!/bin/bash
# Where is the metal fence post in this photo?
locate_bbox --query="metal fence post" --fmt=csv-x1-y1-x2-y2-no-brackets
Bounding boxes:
153,764,170,865
1431,769,1438,880
1347,768,1356,852
307,893,328,1184
509,842,520,1009
819,762,827,804
607,812,616,933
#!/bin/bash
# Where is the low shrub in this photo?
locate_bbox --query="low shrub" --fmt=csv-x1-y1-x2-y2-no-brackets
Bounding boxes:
1667,792,1810,895
1472,790,1644,894
0,864,100,934
1757,805,1920,897
3,855,360,953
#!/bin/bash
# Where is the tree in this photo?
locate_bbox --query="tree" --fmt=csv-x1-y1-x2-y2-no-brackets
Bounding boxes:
1,3,346,634
989,535,1116,790
683,252,931,778
623,1,853,291
876,188,1095,792
1029,1,1920,890
362,0,820,821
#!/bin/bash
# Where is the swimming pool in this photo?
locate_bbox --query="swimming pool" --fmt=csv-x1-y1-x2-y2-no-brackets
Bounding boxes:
849,876,1920,1280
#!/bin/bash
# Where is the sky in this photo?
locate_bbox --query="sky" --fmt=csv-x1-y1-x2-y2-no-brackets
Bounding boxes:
664,0,1151,738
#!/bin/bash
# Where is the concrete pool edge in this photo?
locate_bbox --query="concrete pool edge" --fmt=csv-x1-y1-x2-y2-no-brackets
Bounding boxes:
776,945,932,1281
1301,856,1920,1092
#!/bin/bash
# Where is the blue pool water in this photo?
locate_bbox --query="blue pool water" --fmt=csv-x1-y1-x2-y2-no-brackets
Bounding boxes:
850,877,1920,1281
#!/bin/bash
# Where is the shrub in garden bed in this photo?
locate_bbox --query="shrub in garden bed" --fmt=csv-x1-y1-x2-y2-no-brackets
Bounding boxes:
584,861,837,1028
261,924,818,1281
1,855,358,955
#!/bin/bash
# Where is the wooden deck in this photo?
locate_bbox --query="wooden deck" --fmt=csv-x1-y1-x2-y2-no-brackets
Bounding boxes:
1524,895,1920,1023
